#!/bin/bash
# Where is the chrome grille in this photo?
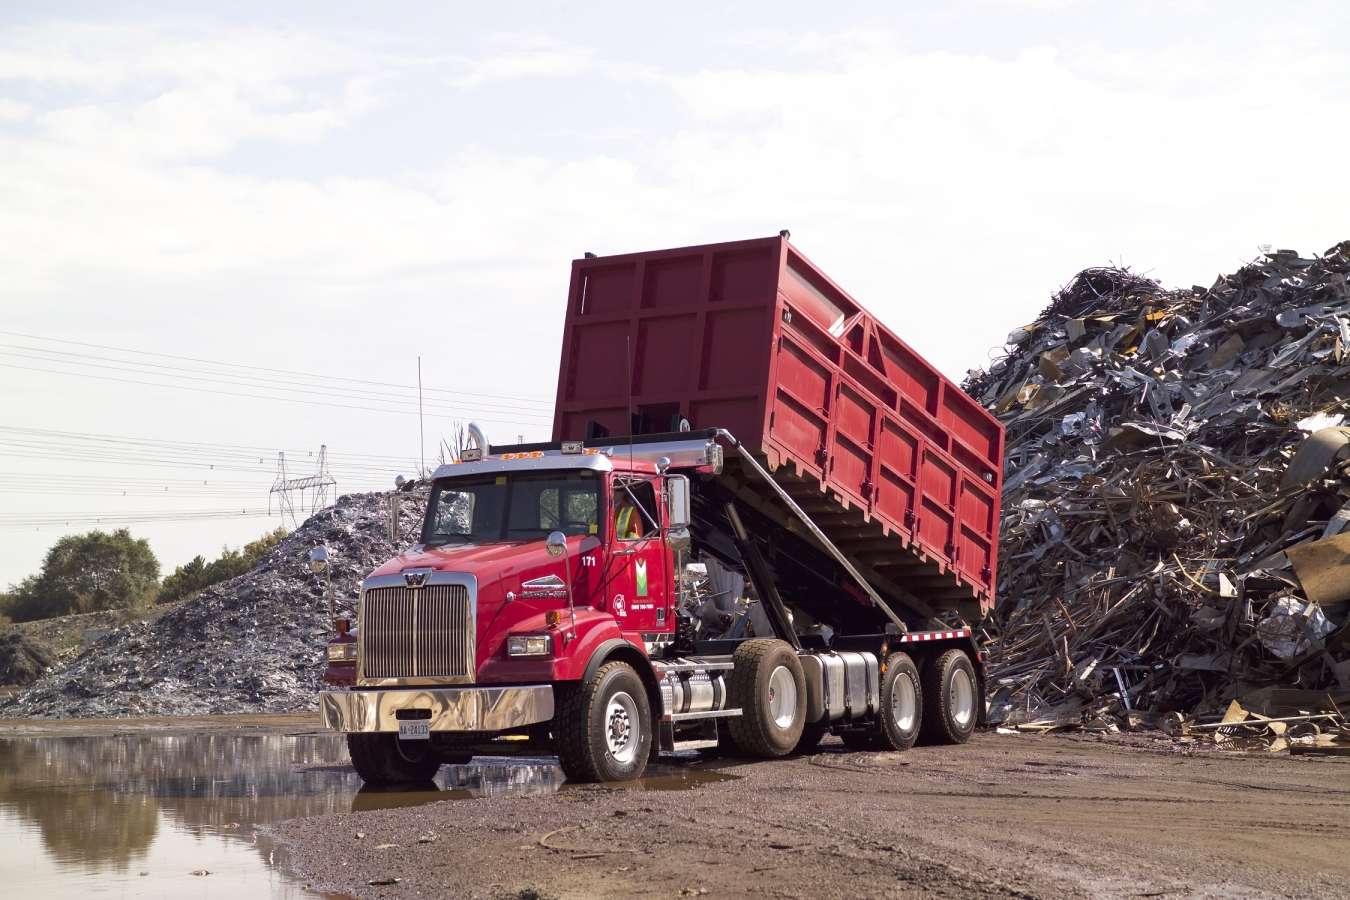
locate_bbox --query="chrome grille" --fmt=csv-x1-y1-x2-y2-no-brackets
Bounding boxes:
361,584,473,680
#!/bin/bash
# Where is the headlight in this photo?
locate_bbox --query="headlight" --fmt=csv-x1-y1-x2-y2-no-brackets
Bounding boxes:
326,642,358,662
507,634,552,657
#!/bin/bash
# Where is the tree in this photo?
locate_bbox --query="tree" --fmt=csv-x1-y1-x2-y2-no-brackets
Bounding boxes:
156,526,287,604
5,529,160,622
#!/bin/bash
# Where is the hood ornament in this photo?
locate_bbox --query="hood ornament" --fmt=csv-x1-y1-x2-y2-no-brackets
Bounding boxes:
403,568,433,588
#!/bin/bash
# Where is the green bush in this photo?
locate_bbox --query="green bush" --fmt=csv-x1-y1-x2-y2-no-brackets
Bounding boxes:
156,527,287,605
4,529,160,622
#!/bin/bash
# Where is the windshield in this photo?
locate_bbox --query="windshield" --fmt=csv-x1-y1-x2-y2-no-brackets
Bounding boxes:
422,470,600,545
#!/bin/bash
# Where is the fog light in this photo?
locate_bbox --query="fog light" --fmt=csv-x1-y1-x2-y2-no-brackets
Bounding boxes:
507,635,552,657
326,643,358,662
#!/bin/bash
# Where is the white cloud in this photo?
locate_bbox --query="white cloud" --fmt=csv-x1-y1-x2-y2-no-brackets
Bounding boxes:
0,97,28,121
449,33,596,87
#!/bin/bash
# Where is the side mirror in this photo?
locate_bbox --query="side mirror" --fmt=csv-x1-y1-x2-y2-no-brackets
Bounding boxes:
546,531,567,559
308,546,329,574
667,526,691,554
665,475,691,528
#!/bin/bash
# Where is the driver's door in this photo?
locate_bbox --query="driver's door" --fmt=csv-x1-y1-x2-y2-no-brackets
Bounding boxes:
605,476,670,634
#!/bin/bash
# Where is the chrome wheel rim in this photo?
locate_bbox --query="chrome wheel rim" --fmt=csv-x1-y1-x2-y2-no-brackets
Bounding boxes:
767,665,798,730
605,691,640,764
891,672,918,732
949,667,975,728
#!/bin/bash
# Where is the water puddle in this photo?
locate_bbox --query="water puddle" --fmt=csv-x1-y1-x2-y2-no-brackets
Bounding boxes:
0,730,736,897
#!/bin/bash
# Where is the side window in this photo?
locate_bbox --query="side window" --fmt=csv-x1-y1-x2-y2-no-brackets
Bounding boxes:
613,480,659,541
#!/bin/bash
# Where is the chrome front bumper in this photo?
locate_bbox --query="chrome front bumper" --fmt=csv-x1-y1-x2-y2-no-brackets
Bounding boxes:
320,685,554,733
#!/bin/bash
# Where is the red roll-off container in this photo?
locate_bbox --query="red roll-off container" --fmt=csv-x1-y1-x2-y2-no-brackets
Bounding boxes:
552,235,1002,620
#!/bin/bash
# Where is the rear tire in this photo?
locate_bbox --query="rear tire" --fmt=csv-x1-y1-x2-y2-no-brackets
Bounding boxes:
556,661,652,782
346,733,443,785
726,639,806,757
919,649,979,745
875,652,922,751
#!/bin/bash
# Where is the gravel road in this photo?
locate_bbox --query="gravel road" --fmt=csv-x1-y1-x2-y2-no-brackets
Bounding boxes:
273,733,1350,899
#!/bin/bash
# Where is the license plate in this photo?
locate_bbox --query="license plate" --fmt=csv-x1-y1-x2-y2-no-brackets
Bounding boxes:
398,720,430,740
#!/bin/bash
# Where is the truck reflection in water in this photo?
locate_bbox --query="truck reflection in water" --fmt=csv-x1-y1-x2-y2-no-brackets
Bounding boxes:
0,732,736,897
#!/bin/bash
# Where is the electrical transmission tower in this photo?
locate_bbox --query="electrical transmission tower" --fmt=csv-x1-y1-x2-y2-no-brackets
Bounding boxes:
269,445,337,529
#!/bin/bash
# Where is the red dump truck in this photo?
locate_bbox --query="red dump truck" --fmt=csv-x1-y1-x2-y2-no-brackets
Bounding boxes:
320,235,1004,783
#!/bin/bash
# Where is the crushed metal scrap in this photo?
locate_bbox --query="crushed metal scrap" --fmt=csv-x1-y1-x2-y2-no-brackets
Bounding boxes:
1,493,421,718
966,244,1350,752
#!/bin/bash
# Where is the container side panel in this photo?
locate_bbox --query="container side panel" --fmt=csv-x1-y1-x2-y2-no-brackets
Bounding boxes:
771,392,828,470
960,478,996,535
877,467,915,527
878,418,920,479
636,314,697,395
919,499,955,556
702,307,771,392
580,264,637,316
831,434,872,505
880,335,940,416
641,255,703,309
959,526,993,587
711,248,777,304
831,385,876,502
942,387,1000,468
776,337,831,412
568,321,632,403
921,450,957,507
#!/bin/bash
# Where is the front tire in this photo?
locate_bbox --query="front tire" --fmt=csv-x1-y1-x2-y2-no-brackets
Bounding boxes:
726,639,806,757
346,733,443,785
919,649,979,745
556,661,653,782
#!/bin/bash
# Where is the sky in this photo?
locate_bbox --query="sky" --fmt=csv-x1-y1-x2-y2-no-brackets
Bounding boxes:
2,0,1349,587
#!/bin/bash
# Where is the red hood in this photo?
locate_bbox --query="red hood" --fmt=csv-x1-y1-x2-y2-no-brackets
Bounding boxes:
368,536,598,584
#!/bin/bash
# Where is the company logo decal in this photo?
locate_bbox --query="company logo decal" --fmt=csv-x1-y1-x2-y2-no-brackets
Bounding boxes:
521,574,568,599
613,594,627,617
634,559,649,597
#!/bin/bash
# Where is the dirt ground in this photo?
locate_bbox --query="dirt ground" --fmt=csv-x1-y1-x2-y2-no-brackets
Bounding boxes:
273,732,1350,900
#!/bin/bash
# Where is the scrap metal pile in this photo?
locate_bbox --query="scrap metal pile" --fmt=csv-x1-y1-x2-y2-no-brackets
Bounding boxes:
967,245,1350,752
2,493,419,718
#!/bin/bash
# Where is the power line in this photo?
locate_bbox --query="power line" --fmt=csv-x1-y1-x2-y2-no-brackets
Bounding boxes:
0,509,279,529
0,351,554,423
0,361,550,430
0,425,423,464
0,346,555,420
0,330,555,405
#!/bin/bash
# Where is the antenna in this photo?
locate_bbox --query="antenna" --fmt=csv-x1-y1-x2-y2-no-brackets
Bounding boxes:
417,356,426,477
626,333,635,474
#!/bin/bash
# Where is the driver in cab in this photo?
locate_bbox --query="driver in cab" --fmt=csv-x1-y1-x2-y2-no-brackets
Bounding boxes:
614,491,644,540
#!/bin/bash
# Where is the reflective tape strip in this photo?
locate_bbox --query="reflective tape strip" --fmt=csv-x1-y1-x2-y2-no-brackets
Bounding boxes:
897,628,970,643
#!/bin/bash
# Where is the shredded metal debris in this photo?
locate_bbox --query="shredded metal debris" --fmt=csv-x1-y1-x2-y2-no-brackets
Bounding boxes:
1,493,418,718
969,245,1350,751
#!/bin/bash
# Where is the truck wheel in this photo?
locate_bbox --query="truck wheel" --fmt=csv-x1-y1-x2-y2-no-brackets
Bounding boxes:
556,661,652,782
346,733,442,785
919,649,979,745
875,652,923,751
726,639,806,757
